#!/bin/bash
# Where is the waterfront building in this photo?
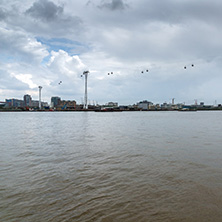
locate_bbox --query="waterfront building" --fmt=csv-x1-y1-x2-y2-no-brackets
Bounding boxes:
51,97,61,108
106,102,118,107
24,94,32,107
5,99,24,108
51,97,76,109
137,100,153,110
31,100,48,108
4,96,48,109
31,100,39,108
0,101,5,109
59,100,76,109
42,102,49,108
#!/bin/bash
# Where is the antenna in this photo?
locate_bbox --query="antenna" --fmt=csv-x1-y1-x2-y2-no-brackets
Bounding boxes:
38,86,42,110
82,71,90,109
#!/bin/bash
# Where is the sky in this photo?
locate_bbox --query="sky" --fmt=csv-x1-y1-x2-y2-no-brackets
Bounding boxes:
1,0,222,105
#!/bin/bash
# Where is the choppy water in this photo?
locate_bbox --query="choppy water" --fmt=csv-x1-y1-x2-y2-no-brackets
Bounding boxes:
0,111,222,222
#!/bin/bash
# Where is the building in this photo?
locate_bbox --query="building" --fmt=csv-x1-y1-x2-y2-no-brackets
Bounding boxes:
24,94,32,107
5,99,24,108
105,102,118,108
59,100,76,109
0,101,5,109
4,95,48,109
51,97,61,108
51,97,76,109
137,100,153,110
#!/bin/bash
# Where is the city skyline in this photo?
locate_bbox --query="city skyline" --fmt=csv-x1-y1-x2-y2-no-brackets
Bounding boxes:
1,92,220,108
1,0,222,105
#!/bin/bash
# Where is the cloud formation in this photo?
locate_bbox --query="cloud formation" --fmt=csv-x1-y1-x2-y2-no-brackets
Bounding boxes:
1,0,222,105
98,0,128,10
0,27,49,63
25,0,63,21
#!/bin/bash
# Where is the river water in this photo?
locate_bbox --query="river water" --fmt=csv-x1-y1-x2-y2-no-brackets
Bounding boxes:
0,111,222,222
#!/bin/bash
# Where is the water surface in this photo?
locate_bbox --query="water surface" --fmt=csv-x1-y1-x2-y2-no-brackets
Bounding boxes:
0,111,222,221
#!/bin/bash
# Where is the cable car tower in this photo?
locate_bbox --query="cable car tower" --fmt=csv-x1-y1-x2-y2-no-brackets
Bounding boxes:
82,71,90,109
38,86,42,110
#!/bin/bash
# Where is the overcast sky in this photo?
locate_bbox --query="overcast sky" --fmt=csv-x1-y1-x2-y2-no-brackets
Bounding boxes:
1,0,222,105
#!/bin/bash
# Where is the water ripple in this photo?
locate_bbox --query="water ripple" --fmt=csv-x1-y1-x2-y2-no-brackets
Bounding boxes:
1,112,222,221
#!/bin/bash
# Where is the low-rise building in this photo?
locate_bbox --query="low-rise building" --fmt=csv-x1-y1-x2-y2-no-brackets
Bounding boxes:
59,100,76,109
51,97,76,109
137,100,153,110
5,95,48,109
106,102,118,107
5,99,24,108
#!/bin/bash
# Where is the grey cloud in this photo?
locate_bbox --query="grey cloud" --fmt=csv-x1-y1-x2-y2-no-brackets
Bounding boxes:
21,0,83,39
132,0,222,26
85,0,222,65
25,0,63,21
98,0,128,11
86,1,93,7
0,7,7,20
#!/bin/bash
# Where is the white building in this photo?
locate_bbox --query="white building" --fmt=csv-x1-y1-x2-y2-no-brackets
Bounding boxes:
137,100,153,110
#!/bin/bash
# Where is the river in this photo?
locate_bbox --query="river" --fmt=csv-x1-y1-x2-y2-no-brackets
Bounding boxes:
0,111,222,221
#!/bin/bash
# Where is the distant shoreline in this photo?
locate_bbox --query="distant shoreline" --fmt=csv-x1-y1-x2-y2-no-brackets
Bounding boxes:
1,109,222,112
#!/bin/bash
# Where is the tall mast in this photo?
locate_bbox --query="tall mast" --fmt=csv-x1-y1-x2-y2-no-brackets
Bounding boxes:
38,86,42,110
82,71,89,109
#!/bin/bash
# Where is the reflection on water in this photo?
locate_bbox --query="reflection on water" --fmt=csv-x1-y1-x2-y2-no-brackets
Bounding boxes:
0,111,222,221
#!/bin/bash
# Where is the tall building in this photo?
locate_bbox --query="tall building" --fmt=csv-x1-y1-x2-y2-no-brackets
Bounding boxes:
51,97,61,108
24,94,32,107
